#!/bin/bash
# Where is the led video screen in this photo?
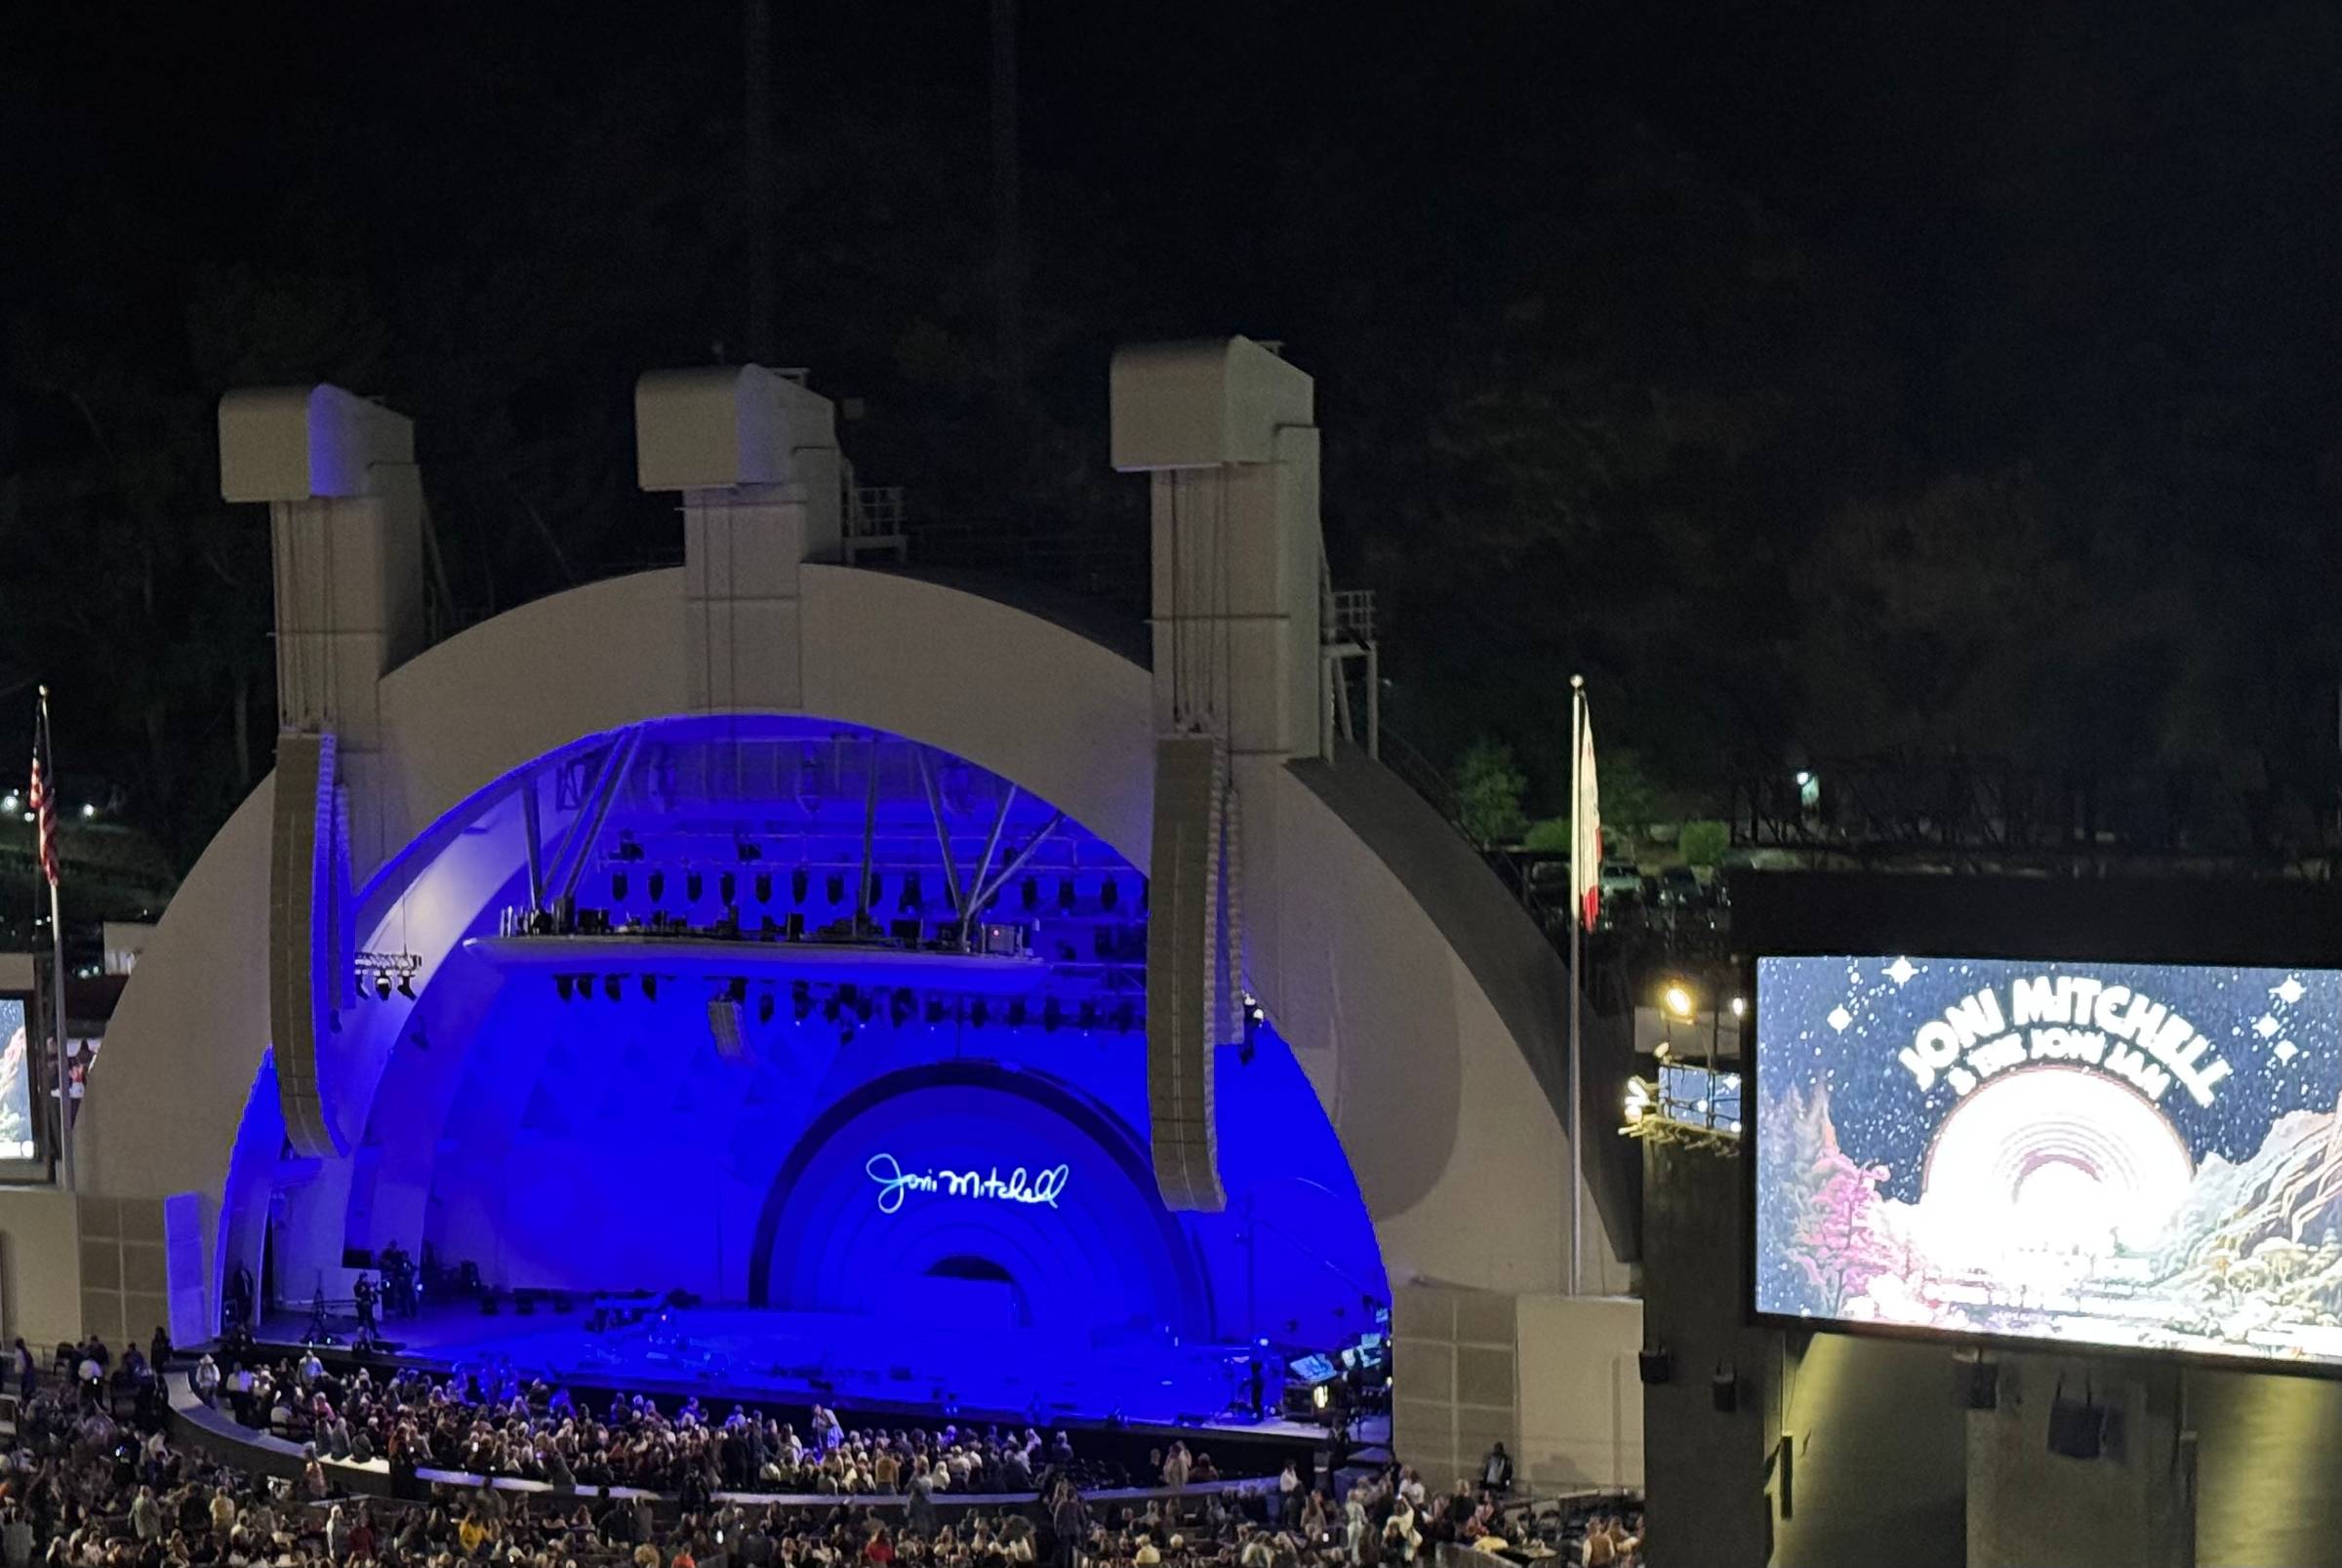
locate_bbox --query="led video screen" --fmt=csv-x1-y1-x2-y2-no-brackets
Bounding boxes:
1755,955,2342,1369
0,997,33,1161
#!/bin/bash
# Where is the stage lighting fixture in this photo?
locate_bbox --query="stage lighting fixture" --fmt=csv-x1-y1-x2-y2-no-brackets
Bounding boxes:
612,872,628,901
617,835,645,862
726,977,749,1004
824,991,842,1024
1021,876,1038,910
925,998,947,1025
901,874,922,912
641,974,659,1002
555,974,575,1002
1008,1000,1028,1027
856,990,874,1024
1114,1002,1137,1033
1043,998,1062,1032
720,871,737,905
736,840,762,862
757,993,776,1025
891,990,915,1027
1079,1001,1098,1030
971,1001,989,1028
649,871,666,902
792,982,814,1022
792,868,809,903
839,1024,857,1047
687,871,705,904
1058,877,1077,911
1101,877,1120,910
396,973,417,1000
604,974,624,1002
827,873,845,905
1662,982,1697,1020
754,873,773,905
374,971,393,1001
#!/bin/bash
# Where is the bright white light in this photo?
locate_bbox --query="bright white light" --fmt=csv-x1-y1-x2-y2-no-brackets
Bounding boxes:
1918,1065,2194,1264
1794,770,1811,786
1663,984,1695,1019
1729,996,1747,1018
0,794,16,812
78,803,95,819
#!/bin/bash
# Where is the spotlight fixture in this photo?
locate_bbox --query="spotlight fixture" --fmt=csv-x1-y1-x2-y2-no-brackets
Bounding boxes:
1043,998,1063,1032
792,868,810,904
555,974,575,1002
616,836,645,862
375,971,394,1002
1058,877,1077,911
754,873,773,905
925,998,947,1025
736,840,762,863
971,1001,989,1029
823,991,842,1024
792,982,814,1022
396,974,417,1001
757,993,776,1025
1663,983,1696,1021
649,871,666,902
720,871,737,905
1113,1002,1137,1033
1008,1000,1028,1028
1020,877,1038,910
1079,1001,1098,1030
612,872,628,902
687,871,705,904
827,873,845,905
891,990,915,1027
856,990,874,1025
1100,878,1119,911
901,874,922,912
641,974,659,1002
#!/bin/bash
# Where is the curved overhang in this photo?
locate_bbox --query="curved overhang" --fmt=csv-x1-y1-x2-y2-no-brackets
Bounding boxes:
80,558,1627,1312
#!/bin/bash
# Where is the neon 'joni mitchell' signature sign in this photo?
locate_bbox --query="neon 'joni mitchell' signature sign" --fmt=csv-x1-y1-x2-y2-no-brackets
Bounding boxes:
865,1152,1071,1215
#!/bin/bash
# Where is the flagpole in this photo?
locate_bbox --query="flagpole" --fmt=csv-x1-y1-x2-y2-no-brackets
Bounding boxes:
1567,673,1585,1297
39,687,71,1194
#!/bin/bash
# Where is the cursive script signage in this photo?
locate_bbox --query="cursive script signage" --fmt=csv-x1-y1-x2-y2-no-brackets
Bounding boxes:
866,1152,1071,1215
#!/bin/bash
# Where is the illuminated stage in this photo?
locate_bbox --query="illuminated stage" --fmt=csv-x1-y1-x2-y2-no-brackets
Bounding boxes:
251,1302,1371,1451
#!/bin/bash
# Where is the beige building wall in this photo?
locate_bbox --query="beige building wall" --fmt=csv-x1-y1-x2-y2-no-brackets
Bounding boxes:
0,1186,82,1350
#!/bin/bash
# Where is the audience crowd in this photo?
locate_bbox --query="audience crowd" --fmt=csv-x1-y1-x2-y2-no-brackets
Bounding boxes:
0,1343,1643,1568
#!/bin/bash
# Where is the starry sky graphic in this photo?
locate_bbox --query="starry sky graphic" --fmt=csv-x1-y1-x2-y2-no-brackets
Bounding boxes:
1756,956,2341,1203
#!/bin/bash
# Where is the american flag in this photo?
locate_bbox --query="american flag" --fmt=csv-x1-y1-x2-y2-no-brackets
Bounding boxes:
29,692,58,888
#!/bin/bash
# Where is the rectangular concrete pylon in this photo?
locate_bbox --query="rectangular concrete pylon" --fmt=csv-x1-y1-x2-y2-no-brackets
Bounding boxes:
635,365,841,714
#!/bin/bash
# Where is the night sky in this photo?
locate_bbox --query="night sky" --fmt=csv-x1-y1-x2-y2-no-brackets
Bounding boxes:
6,1,2341,897
1758,955,2342,1202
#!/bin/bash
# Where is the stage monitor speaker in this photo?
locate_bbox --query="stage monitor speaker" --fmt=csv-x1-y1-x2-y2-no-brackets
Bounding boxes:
1637,1347,1673,1386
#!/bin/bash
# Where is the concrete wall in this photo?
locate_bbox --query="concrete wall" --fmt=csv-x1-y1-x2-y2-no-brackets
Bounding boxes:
2191,1368,2342,1568
1517,1293,1643,1490
76,1195,171,1350
1966,1355,2191,1568
1639,1140,1770,1568
0,1186,81,1349
1772,1333,1963,1568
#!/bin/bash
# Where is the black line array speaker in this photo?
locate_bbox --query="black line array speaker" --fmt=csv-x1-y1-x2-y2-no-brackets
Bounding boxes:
1147,736,1234,1212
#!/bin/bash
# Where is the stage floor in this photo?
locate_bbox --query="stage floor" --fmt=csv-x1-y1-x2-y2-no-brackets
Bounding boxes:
256,1303,1359,1442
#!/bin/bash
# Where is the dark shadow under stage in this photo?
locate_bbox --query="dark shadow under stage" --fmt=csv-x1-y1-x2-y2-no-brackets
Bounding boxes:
250,1303,1376,1461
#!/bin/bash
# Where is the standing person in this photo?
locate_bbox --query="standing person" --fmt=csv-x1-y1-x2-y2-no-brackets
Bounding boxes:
1160,1442,1190,1493
1477,1442,1513,1497
191,1353,221,1407
1276,1463,1302,1530
11,1340,31,1402
1049,1480,1086,1568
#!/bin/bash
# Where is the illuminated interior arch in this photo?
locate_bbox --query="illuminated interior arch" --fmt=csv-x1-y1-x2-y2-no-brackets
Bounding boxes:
226,711,1388,1375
